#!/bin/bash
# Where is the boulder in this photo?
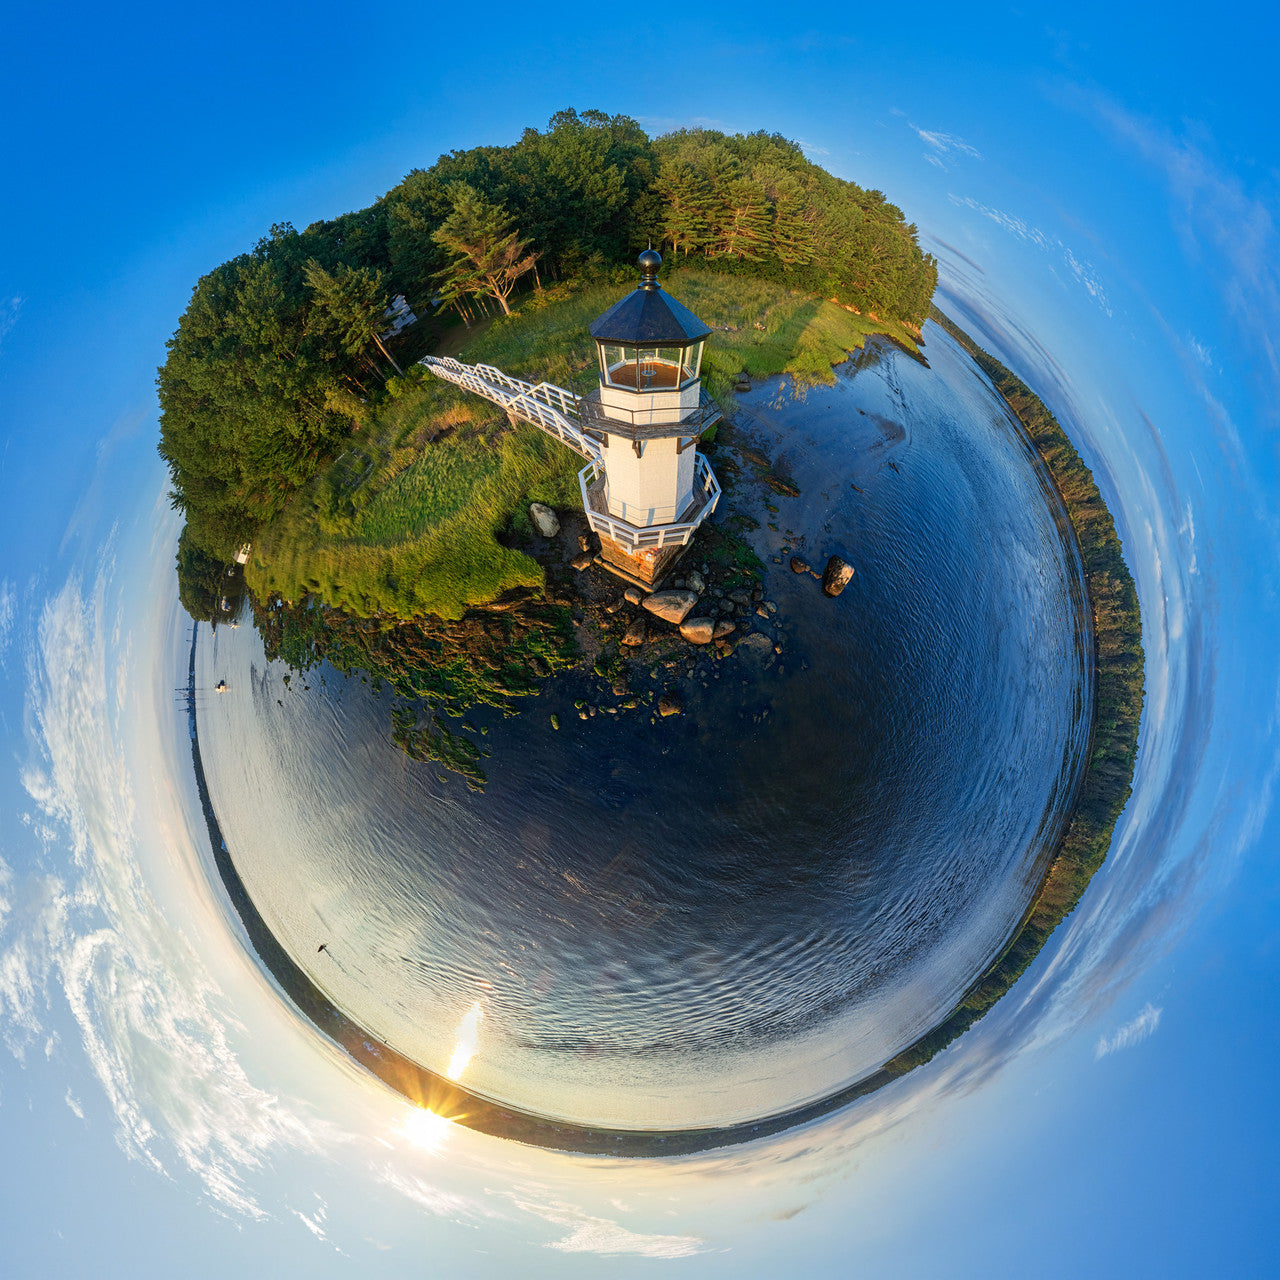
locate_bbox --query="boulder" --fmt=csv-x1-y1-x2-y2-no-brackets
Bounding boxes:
657,690,684,717
642,589,699,624
571,552,595,571
604,596,626,614
727,588,752,606
789,556,811,575
712,620,737,640
737,633,775,663
686,570,706,595
624,587,645,606
821,555,855,597
577,533,591,552
621,618,647,647
529,503,560,537
679,616,716,645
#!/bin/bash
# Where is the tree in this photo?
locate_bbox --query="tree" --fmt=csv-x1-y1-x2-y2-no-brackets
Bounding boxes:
656,156,714,257
303,259,403,375
717,177,772,261
176,525,240,622
431,183,538,318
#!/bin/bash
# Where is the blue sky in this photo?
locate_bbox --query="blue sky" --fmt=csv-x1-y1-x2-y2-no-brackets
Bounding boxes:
2,2,1279,1275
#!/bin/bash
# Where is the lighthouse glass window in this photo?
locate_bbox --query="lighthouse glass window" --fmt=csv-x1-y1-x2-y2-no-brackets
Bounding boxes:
600,343,701,391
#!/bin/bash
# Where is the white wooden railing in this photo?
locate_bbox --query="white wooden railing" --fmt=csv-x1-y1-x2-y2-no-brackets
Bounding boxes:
577,453,721,552
420,354,721,552
419,356,601,461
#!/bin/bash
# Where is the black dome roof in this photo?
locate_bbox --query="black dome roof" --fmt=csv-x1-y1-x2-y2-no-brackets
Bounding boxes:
588,253,712,345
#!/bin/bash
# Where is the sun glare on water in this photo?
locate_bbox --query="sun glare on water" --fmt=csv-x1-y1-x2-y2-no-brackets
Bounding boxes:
446,1001,485,1082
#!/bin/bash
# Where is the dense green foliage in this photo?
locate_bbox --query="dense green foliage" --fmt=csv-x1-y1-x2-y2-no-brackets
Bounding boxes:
431,183,538,320
158,109,935,582
880,312,1145,1076
651,130,937,321
175,526,239,622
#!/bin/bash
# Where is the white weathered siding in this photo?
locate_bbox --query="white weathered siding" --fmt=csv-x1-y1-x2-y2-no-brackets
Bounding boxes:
603,435,696,526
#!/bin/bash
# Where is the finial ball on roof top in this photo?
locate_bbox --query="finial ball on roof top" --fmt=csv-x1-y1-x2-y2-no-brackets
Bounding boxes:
638,249,662,288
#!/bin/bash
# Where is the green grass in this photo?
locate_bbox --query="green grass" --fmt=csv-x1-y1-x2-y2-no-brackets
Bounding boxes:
246,378,581,620
248,267,917,622
462,266,920,404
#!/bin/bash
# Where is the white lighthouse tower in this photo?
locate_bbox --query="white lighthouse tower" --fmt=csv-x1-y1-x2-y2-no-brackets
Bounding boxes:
576,250,722,584
420,251,721,588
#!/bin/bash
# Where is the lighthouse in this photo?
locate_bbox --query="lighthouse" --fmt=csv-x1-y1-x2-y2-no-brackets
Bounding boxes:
420,250,722,588
577,250,722,585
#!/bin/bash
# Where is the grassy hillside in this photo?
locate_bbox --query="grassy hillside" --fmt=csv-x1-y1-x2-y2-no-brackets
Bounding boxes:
246,378,581,619
246,267,914,620
464,267,919,398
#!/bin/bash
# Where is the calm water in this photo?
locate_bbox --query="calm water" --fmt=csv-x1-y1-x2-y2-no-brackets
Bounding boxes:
196,323,1093,1132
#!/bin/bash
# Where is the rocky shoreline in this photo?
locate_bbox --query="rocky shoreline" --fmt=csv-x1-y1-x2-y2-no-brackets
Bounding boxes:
247,384,860,785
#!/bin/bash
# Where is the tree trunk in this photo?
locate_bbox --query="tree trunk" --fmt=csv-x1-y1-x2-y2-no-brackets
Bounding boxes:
373,332,404,376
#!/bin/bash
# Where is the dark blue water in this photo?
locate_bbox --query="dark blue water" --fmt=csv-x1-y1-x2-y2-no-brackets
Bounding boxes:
197,323,1093,1131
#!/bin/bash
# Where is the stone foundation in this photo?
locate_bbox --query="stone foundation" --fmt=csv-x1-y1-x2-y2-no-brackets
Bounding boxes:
597,538,690,589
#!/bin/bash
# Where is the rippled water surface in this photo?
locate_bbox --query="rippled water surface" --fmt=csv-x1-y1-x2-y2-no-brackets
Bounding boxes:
197,323,1093,1132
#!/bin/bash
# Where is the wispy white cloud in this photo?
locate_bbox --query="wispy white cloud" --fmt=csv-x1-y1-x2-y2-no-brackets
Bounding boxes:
1080,89,1280,390
948,194,1113,314
911,123,982,169
19,572,329,1218
375,1165,499,1222
1186,335,1215,369
0,855,11,935
0,579,14,662
0,295,22,350
292,1197,332,1245
0,860,64,1060
1095,1003,1163,1058
517,1198,704,1259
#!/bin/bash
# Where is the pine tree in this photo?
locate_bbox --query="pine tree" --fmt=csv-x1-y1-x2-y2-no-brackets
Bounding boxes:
656,157,714,257
756,164,817,268
431,183,538,319
717,177,771,261
303,260,403,375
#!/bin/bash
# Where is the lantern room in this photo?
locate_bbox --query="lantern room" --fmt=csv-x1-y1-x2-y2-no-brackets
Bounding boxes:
586,249,713,428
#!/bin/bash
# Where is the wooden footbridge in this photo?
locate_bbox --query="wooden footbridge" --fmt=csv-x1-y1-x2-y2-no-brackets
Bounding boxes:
419,355,602,462
419,354,721,558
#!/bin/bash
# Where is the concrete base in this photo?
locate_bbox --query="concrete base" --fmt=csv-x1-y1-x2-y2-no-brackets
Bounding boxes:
597,538,691,589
